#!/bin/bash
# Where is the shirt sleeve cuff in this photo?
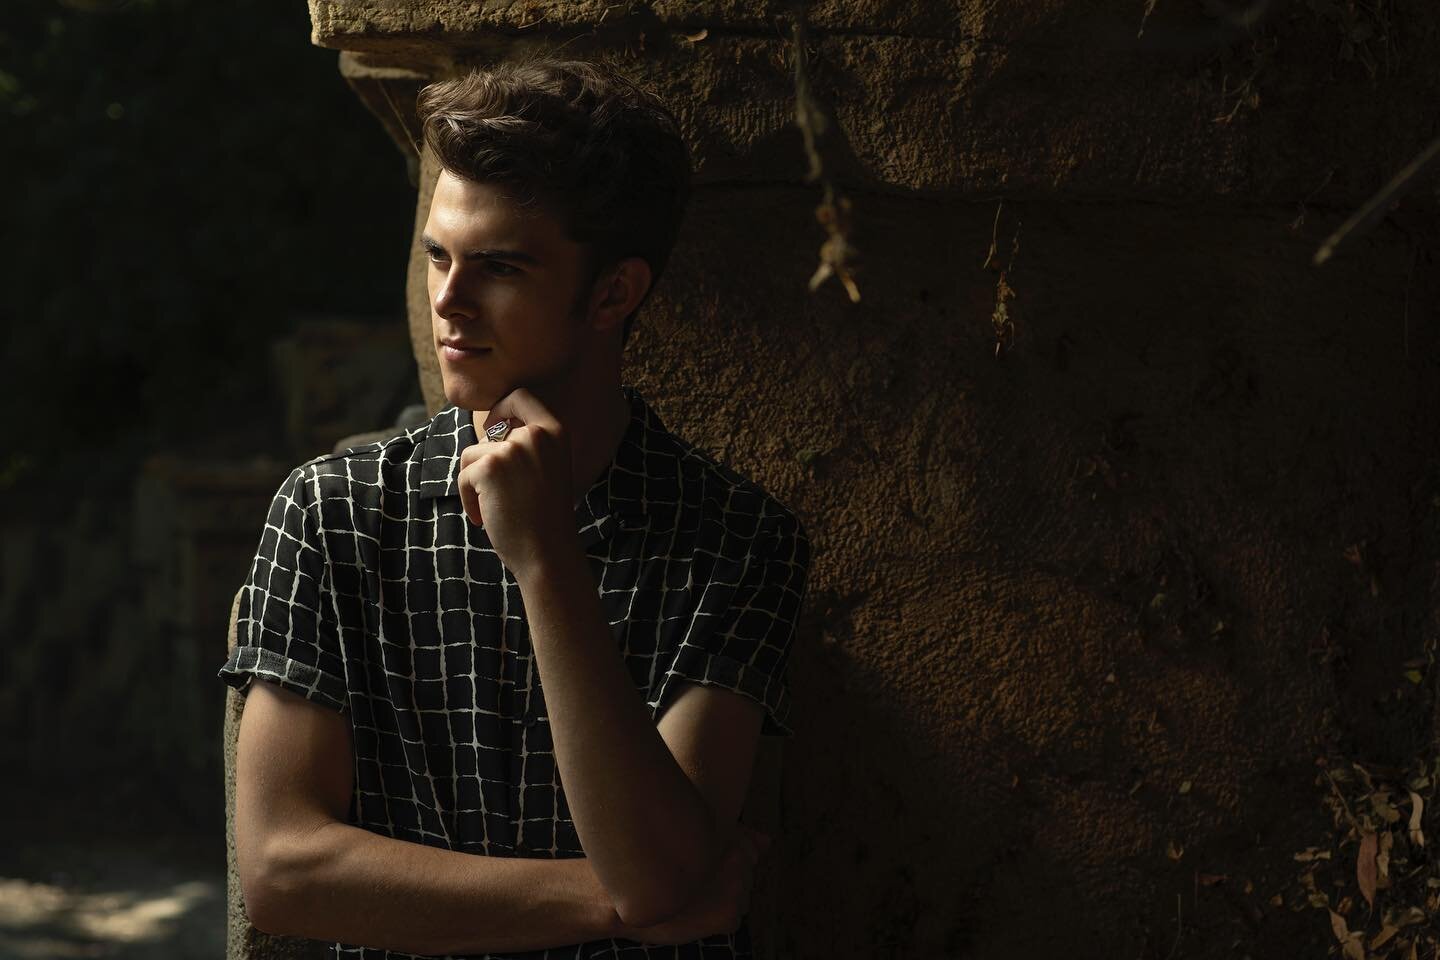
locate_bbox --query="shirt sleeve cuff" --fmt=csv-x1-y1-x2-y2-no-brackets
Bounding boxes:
218,645,348,714
650,643,793,737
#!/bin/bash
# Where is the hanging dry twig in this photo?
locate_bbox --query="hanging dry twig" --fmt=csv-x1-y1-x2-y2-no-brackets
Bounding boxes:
982,199,1004,270
790,15,860,302
984,200,1021,358
1314,135,1440,266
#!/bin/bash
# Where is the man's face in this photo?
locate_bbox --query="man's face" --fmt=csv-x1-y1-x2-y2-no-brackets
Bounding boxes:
423,170,599,411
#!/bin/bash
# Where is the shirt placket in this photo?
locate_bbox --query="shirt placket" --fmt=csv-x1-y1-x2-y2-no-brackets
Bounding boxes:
517,612,540,727
497,567,534,724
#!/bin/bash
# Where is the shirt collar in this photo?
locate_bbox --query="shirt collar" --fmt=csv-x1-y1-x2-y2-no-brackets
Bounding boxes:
416,386,675,546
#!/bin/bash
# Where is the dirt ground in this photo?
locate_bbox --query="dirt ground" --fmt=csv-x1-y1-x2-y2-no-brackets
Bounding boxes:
2,783,225,960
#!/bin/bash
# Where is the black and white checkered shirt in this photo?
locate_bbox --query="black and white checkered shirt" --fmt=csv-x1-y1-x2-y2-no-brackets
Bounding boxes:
217,385,810,960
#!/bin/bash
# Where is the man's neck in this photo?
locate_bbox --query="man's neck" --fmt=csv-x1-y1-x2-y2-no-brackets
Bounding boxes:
471,380,631,507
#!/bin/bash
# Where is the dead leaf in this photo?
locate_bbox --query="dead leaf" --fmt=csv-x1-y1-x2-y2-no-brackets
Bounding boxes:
1358,831,1379,907
1302,870,1330,908
1295,848,1333,862
1353,764,1376,791
683,28,708,42
1198,872,1227,886
1167,839,1184,861
1407,790,1425,847
1330,909,1351,942
1372,924,1401,950
1393,905,1426,927
1378,831,1394,886
1329,910,1367,960
1371,790,1404,823
1179,780,1193,795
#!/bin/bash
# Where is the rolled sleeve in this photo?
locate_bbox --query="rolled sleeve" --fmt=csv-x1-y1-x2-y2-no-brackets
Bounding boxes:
651,510,811,737
217,464,349,713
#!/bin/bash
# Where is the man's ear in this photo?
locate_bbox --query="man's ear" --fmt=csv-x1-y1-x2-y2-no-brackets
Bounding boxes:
588,256,652,336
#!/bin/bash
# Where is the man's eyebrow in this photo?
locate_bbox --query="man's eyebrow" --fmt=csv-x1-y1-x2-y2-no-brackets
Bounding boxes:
419,234,540,264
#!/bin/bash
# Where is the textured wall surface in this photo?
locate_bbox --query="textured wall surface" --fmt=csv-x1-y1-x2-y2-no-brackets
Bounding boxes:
250,1,1440,957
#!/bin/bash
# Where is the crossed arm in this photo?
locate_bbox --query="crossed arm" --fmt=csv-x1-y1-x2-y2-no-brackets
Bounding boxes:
235,552,769,955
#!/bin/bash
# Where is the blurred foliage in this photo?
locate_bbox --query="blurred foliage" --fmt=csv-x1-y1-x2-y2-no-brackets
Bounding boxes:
0,0,415,505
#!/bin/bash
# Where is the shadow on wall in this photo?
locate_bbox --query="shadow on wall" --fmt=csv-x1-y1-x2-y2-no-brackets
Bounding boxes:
622,180,1438,958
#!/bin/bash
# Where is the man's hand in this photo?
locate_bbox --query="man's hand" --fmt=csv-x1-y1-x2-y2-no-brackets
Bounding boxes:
616,824,771,946
458,388,579,581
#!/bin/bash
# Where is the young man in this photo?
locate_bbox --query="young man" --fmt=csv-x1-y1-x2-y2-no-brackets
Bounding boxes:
217,57,811,960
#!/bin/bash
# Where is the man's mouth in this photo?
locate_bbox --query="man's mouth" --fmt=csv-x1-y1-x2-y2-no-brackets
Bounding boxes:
440,339,492,359
440,337,487,349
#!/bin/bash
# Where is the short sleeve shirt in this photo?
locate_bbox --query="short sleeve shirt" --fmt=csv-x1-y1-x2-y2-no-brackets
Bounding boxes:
217,385,811,960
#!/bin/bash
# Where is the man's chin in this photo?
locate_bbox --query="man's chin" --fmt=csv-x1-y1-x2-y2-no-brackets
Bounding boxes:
440,373,510,413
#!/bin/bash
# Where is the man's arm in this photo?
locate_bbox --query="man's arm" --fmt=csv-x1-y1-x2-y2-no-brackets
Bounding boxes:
235,679,626,956
517,550,764,928
459,388,797,930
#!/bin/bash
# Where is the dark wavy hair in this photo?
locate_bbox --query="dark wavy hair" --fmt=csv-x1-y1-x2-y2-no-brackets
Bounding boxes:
416,58,692,344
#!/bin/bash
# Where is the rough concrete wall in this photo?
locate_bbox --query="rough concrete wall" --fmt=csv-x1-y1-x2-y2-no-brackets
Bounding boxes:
311,0,1439,200
225,588,333,960
622,186,1439,960
283,2,1440,957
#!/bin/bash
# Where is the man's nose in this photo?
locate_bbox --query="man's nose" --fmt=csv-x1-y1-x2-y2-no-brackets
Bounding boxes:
433,266,474,319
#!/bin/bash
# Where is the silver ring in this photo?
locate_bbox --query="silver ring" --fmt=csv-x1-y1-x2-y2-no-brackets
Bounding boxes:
485,419,512,443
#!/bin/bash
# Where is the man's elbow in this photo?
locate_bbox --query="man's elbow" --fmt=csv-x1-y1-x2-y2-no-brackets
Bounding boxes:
611,842,722,928
241,830,325,937
240,859,291,935
614,887,690,931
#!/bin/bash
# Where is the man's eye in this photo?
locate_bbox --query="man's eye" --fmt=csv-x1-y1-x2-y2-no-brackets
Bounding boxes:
425,249,448,263
487,261,519,277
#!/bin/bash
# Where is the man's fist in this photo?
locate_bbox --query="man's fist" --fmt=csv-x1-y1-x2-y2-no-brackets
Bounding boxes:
457,387,578,581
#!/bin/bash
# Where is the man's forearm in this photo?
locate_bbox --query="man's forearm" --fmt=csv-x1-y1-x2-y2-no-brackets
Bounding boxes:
258,819,624,956
516,546,722,927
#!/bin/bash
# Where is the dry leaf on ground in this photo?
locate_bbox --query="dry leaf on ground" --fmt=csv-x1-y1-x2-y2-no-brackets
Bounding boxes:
1328,909,1366,960
1358,831,1379,907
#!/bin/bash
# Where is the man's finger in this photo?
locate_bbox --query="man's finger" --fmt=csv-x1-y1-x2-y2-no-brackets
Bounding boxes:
457,465,483,527
457,427,513,525
459,440,488,469
483,387,559,435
